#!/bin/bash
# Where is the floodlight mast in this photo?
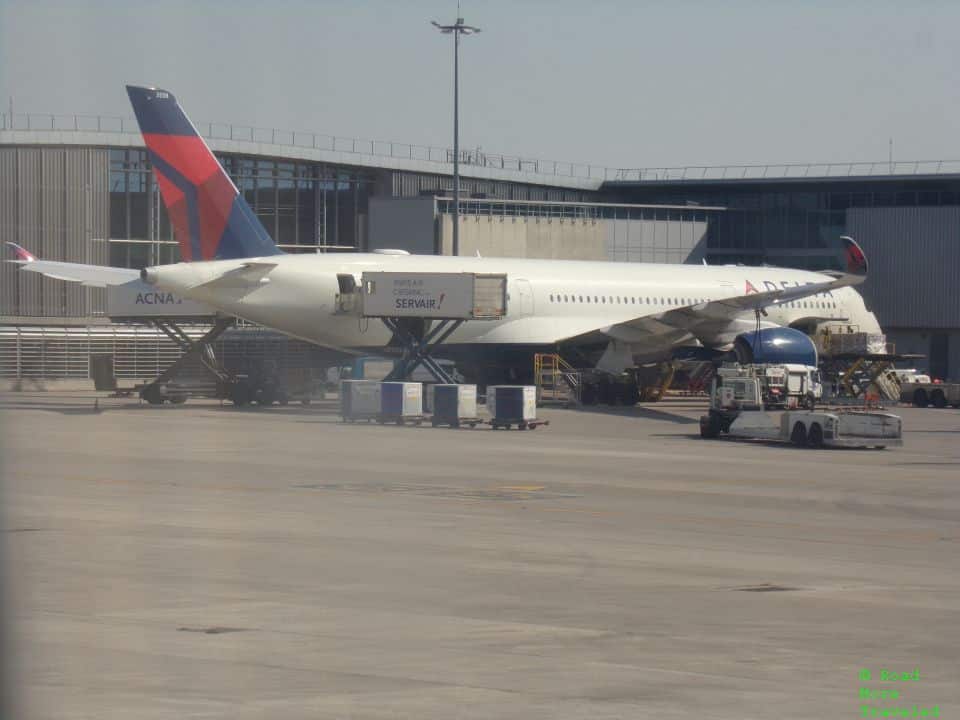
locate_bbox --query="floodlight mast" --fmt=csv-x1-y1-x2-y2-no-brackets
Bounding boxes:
431,17,480,257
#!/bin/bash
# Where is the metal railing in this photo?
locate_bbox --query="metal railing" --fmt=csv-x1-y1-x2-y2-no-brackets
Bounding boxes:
436,196,726,219
0,110,607,181
4,111,960,183
0,324,321,380
607,160,960,182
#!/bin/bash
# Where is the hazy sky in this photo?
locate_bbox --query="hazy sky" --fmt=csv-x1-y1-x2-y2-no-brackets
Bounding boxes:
2,0,958,170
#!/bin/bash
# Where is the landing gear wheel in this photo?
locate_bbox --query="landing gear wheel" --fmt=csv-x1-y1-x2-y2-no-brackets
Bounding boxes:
807,423,824,449
142,385,164,405
790,422,807,446
913,389,929,408
580,384,598,406
598,382,617,406
700,415,720,439
230,382,251,407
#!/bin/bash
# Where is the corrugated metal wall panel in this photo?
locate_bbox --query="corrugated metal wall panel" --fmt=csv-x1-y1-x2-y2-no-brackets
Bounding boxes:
41,148,66,316
64,149,86,316
1,147,111,319
17,149,43,316
847,206,960,329
89,147,110,316
0,149,19,316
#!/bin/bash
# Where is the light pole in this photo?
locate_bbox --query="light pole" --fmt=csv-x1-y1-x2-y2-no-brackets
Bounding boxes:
431,16,480,256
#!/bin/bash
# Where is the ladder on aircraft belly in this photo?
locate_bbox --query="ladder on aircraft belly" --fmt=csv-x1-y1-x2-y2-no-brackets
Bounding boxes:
534,353,581,405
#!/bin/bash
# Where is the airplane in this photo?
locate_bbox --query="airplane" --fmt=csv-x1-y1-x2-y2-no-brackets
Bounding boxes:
8,85,882,401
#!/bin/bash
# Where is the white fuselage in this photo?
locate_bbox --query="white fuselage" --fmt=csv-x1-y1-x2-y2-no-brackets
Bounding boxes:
146,253,882,359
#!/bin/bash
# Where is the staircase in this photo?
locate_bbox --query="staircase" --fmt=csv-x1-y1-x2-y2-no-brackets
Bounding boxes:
836,357,901,402
684,361,715,396
534,353,581,406
869,364,902,402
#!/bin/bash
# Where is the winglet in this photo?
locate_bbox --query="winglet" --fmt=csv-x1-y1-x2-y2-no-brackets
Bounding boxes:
5,242,37,263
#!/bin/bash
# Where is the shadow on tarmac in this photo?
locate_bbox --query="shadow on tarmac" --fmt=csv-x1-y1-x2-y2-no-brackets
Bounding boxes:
571,404,700,425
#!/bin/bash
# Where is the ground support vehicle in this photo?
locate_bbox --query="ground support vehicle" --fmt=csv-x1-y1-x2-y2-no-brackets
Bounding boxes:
715,362,821,410
900,380,960,408
700,363,901,448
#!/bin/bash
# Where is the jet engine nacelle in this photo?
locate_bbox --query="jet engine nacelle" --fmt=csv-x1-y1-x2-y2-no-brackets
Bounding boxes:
733,327,818,366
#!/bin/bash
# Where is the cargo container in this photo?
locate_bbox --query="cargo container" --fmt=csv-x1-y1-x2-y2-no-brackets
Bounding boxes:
360,272,507,319
380,382,424,424
486,385,547,430
340,380,382,422
430,384,479,428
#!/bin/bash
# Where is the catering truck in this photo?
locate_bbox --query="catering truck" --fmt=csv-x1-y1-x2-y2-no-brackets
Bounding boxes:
700,364,902,449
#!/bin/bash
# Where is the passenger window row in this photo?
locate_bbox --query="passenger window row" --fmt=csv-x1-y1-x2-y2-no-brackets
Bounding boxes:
547,294,708,307
545,293,839,312
783,300,837,310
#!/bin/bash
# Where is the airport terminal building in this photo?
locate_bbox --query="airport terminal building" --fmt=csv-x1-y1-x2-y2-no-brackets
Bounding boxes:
2,111,958,381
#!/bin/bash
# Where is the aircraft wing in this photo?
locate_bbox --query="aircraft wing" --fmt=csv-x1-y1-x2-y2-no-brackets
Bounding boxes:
6,242,140,287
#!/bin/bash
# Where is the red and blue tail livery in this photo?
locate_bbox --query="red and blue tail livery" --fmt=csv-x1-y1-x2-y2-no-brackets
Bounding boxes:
126,85,281,262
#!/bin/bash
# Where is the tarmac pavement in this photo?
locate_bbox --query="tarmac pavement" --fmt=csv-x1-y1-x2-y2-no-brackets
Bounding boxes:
1,393,957,719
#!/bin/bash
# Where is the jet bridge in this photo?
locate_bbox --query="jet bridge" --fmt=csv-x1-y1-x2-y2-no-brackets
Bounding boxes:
358,272,507,384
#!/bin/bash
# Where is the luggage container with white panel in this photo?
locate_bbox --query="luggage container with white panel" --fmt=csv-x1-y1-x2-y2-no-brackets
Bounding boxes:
485,385,549,431
430,384,480,428
379,382,424,425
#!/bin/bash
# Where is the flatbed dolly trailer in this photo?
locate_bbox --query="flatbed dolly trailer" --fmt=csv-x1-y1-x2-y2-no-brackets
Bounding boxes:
700,407,902,448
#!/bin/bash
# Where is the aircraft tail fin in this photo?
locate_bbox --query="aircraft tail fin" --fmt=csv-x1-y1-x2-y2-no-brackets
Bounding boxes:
126,85,282,262
840,235,867,277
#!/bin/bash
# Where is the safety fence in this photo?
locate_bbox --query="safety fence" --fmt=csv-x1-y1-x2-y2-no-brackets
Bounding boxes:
0,325,321,381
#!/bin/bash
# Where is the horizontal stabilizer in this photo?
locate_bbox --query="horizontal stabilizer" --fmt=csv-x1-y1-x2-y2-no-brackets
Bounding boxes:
6,242,140,287
17,261,140,287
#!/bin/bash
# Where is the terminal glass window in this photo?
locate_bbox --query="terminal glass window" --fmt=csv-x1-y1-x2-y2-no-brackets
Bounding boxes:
227,156,374,251
109,149,156,269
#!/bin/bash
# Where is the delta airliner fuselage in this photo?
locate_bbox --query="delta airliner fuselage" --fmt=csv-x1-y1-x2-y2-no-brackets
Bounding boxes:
142,252,881,364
